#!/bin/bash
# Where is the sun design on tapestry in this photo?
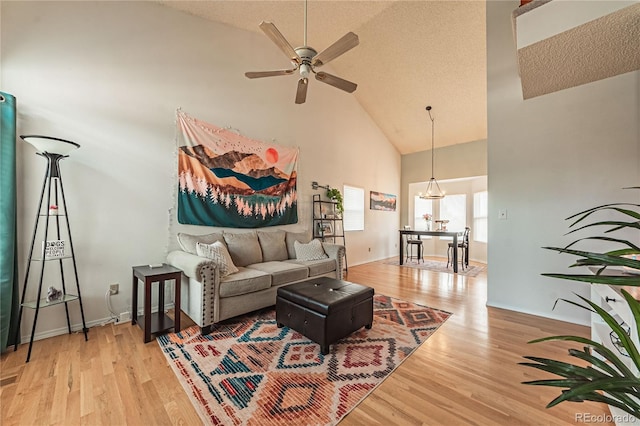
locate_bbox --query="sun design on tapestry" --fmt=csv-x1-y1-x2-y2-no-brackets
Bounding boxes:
176,110,298,228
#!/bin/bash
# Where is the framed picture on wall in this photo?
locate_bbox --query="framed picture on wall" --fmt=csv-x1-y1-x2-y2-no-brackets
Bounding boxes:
370,191,397,211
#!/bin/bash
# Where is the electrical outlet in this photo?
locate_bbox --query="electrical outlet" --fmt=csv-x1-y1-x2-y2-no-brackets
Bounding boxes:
498,209,508,220
109,283,119,295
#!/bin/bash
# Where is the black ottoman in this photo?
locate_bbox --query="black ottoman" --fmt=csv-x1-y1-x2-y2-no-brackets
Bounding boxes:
276,277,374,354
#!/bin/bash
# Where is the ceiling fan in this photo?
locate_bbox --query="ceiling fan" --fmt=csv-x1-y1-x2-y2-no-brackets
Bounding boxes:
245,0,359,104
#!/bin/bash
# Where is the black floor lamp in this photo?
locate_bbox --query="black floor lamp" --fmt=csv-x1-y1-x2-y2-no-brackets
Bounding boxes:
15,135,88,362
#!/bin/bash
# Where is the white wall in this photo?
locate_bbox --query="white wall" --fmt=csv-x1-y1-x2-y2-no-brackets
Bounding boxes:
487,1,640,325
1,1,400,341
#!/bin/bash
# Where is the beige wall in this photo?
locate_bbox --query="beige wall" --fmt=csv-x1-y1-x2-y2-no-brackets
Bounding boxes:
2,1,400,340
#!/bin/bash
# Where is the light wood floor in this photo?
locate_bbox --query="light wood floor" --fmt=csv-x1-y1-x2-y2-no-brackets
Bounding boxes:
1,258,614,425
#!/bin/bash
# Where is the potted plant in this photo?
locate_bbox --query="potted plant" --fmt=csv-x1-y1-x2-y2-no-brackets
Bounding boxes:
326,187,344,216
521,187,640,418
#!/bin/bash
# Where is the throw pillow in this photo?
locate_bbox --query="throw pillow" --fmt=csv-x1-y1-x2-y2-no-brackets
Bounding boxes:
257,230,288,261
285,231,312,259
294,239,328,261
196,241,239,277
177,232,226,255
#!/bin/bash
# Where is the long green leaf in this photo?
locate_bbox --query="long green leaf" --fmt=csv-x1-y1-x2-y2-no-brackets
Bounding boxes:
564,236,640,252
522,378,590,387
569,206,640,227
592,346,638,380
521,356,604,379
567,392,640,418
543,247,640,269
551,297,594,313
622,289,640,351
568,347,622,377
575,294,640,372
528,335,637,378
567,220,640,235
566,203,640,225
605,390,640,412
547,378,640,407
542,274,640,285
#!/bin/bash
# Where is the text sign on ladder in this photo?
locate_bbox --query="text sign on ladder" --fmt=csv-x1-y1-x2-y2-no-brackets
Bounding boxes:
42,240,65,259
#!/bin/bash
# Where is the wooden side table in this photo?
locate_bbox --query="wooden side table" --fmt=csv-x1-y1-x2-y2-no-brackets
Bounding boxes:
131,264,182,343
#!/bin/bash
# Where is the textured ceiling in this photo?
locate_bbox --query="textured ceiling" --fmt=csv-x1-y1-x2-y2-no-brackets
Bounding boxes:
156,0,487,154
514,3,640,99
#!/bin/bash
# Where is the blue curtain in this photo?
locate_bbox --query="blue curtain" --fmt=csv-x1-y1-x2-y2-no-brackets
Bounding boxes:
0,91,20,352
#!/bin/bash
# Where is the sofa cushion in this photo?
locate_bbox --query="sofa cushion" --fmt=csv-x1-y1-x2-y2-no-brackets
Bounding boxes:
247,261,309,286
219,267,271,298
177,232,226,255
195,241,239,277
285,231,312,259
294,239,328,261
257,230,288,262
223,231,263,267
285,258,337,277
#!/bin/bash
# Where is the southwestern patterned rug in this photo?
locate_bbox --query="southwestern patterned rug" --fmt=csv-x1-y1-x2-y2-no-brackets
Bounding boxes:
158,294,451,425
385,259,486,277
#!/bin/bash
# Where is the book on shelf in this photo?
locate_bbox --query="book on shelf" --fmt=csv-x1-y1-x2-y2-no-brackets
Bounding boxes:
42,240,66,259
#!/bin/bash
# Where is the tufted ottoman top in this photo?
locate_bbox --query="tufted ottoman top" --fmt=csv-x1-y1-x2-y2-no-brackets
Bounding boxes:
277,277,374,315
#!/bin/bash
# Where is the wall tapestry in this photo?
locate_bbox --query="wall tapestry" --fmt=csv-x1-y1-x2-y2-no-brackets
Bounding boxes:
177,110,298,227
370,191,397,211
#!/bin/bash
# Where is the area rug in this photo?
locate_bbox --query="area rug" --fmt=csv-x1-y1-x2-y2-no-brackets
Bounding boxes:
158,294,451,425
384,259,486,277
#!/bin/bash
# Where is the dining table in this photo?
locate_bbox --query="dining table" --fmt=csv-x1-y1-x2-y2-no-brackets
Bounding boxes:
399,229,464,273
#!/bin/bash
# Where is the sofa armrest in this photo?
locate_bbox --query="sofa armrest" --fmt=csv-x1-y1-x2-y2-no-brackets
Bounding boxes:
321,243,346,279
167,250,221,327
167,250,218,281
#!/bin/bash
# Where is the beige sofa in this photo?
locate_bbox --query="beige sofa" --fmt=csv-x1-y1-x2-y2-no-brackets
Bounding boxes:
166,230,345,333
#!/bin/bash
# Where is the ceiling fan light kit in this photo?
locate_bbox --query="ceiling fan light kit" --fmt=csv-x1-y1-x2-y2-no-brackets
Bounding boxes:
245,0,359,104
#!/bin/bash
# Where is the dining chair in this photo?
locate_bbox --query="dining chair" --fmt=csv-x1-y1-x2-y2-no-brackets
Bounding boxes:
447,227,470,270
404,226,424,263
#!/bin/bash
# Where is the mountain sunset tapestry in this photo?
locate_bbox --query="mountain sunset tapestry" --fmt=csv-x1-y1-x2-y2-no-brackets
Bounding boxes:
177,111,298,227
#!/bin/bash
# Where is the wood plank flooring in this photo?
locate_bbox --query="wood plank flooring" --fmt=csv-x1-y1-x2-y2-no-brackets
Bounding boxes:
1,258,614,425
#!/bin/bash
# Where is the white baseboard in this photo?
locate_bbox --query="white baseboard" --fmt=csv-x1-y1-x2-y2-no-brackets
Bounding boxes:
485,300,589,327
19,302,175,343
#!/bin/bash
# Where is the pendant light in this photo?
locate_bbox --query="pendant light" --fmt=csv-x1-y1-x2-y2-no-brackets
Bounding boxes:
419,105,445,199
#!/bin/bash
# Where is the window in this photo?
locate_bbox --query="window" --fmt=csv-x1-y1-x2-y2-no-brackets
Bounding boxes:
439,194,466,239
343,185,364,231
413,196,433,232
473,191,488,243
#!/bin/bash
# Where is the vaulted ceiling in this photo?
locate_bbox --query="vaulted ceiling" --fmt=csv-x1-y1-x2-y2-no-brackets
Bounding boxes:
157,0,487,155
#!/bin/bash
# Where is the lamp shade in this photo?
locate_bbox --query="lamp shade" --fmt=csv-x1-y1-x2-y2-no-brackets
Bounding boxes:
21,135,80,156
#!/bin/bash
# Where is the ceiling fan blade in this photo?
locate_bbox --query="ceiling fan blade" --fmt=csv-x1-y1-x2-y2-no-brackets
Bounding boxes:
259,21,301,64
312,32,359,67
245,69,296,79
295,78,308,104
315,72,357,93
